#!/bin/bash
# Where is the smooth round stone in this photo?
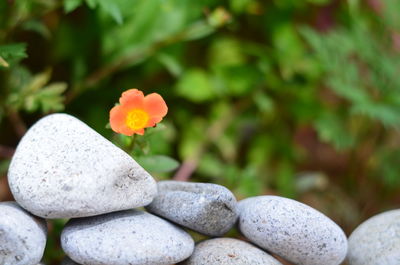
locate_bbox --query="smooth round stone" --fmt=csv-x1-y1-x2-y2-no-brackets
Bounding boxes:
180,238,283,265
238,196,347,265
146,181,238,236
61,210,194,265
347,209,400,265
8,113,157,218
0,201,47,265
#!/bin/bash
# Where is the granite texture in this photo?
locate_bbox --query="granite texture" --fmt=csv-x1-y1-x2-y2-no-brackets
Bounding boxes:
180,238,283,265
347,209,400,265
238,196,348,265
146,181,237,236
61,210,194,265
8,113,157,218
0,201,47,265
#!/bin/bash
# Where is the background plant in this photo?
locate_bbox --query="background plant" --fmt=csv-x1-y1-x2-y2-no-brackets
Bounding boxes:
1,0,400,264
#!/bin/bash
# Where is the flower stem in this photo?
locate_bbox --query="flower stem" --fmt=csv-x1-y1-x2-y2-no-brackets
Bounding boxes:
127,134,137,154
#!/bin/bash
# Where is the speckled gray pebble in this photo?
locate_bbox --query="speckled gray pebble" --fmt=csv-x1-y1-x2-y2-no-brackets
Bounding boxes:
61,210,194,265
347,209,400,265
146,181,238,236
179,238,283,265
0,201,47,265
238,196,347,265
8,113,157,219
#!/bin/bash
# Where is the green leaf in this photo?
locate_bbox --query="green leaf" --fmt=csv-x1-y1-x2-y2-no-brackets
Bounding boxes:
6,69,50,110
0,56,9,67
157,53,183,77
236,166,263,197
215,65,259,96
97,0,123,25
136,155,180,173
198,153,225,178
351,103,400,128
176,68,215,102
101,0,162,58
63,0,83,13
314,112,356,150
327,77,369,104
25,82,67,113
273,23,304,60
83,0,123,24
85,0,96,8
273,23,306,79
253,91,274,113
0,43,27,67
209,38,245,68
26,69,52,92
21,20,51,39
182,21,215,41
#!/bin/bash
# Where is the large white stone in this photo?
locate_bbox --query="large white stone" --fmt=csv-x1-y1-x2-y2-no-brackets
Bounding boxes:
347,209,400,265
8,113,157,218
61,210,194,265
0,201,47,265
238,196,348,265
180,238,282,265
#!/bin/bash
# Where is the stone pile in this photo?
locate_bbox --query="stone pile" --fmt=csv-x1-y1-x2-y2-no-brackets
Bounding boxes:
0,113,398,265
347,209,400,265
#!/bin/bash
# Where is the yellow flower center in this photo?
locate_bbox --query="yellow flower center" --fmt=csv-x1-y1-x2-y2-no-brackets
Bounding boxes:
126,109,149,130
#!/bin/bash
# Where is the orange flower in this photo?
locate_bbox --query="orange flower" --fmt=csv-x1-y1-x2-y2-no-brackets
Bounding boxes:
109,89,168,136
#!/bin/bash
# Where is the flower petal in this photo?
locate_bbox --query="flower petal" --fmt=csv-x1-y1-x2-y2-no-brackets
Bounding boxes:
146,116,163,127
118,125,136,136
119,89,145,109
109,105,135,136
110,105,126,133
143,93,168,118
132,128,145,135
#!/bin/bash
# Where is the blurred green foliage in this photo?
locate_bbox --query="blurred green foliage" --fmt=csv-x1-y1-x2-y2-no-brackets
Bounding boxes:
1,0,400,263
